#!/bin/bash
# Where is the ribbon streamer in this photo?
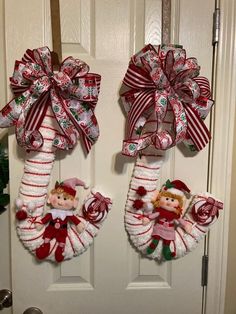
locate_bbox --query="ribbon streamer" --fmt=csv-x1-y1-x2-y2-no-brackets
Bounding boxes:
0,47,101,153
121,44,214,156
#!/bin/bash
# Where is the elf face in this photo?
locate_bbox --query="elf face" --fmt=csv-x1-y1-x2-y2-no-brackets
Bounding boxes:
159,195,179,213
48,192,78,210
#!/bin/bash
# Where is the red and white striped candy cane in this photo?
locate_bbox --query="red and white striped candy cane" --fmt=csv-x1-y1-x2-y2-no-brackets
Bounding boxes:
122,44,222,261
0,47,112,262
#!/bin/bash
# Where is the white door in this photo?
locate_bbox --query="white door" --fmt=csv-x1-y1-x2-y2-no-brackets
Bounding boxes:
1,0,218,313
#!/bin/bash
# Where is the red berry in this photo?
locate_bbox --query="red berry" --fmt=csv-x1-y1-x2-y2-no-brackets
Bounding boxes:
137,186,147,196
16,210,27,221
133,199,144,210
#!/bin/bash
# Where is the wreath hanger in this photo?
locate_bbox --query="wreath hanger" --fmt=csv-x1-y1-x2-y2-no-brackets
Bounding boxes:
50,0,62,70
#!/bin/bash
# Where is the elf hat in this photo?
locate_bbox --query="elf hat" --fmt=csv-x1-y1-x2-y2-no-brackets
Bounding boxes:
55,178,88,197
162,179,191,197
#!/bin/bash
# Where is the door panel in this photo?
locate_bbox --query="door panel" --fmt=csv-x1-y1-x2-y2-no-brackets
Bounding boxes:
4,0,214,313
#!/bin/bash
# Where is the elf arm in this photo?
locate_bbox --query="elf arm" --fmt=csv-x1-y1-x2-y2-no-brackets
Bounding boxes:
41,213,52,224
69,215,81,225
176,218,192,233
148,212,160,220
35,213,52,231
69,215,85,234
142,211,160,225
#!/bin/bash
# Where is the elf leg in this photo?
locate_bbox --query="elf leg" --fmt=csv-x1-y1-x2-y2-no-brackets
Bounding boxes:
162,239,172,261
54,230,67,262
55,242,66,263
35,238,51,260
146,236,160,255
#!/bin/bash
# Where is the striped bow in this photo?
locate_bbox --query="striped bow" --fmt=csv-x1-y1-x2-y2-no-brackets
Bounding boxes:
91,192,112,212
204,197,223,217
121,44,213,156
0,47,101,153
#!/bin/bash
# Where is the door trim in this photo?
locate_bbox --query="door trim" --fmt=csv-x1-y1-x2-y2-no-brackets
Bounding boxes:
206,1,236,313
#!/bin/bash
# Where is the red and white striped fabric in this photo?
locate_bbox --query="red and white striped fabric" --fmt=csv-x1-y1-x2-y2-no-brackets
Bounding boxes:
0,46,101,153
14,107,112,262
121,44,214,156
122,44,222,261
0,47,112,263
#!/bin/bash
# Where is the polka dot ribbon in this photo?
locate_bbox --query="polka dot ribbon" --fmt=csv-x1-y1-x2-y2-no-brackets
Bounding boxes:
121,44,214,156
0,47,101,153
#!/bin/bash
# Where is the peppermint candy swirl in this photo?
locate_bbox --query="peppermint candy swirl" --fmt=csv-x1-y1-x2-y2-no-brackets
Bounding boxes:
82,191,111,223
190,195,223,226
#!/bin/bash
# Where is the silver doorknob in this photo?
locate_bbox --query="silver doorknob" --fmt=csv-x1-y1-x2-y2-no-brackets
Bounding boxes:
0,289,12,310
23,307,43,314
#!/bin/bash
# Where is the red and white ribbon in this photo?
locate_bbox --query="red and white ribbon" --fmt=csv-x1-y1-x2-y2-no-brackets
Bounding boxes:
0,47,101,153
121,44,213,156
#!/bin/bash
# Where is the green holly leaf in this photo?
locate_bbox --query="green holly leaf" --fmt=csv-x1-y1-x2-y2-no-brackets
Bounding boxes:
164,179,174,189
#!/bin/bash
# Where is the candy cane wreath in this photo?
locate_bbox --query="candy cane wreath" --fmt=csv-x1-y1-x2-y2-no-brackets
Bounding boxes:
121,44,223,261
0,47,112,263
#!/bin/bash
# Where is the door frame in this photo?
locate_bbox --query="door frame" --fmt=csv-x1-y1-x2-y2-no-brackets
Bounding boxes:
171,2,235,311
204,0,236,313
0,0,235,313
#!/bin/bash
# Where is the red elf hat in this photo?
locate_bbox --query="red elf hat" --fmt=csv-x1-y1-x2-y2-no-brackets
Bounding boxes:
55,178,88,197
162,179,191,197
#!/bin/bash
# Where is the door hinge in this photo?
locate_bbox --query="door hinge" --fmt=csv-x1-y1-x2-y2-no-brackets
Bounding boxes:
201,255,209,287
213,8,220,45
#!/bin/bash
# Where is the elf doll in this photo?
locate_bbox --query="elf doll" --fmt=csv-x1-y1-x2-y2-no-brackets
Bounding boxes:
142,180,192,260
36,178,86,262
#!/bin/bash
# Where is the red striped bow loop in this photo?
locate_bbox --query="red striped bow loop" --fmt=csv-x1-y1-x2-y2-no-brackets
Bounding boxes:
0,47,101,153
121,44,214,156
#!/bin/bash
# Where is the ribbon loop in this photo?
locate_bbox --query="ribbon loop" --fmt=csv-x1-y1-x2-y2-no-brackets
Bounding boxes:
205,197,223,216
93,192,112,212
0,47,101,153
121,44,213,156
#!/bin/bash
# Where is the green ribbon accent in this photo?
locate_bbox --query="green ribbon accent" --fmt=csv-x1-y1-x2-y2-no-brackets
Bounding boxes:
164,179,174,189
